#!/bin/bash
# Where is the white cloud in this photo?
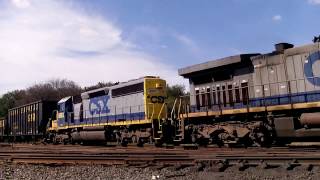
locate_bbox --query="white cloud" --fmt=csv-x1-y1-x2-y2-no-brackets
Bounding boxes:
0,0,185,94
174,33,199,53
11,0,31,8
272,15,282,22
308,0,320,5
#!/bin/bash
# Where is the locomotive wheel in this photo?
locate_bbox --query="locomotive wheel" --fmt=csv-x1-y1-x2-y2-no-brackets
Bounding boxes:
250,126,273,147
121,138,128,147
155,139,163,147
132,135,137,144
52,136,59,145
210,130,231,147
137,138,144,147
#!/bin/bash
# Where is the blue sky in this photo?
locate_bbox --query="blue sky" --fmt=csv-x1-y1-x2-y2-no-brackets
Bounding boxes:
75,0,320,66
0,0,319,94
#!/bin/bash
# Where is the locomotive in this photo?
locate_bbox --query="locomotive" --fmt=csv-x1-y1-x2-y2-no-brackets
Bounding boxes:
1,38,320,147
178,40,320,146
46,76,169,145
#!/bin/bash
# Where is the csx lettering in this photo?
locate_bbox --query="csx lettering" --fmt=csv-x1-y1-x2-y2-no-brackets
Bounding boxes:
150,96,165,103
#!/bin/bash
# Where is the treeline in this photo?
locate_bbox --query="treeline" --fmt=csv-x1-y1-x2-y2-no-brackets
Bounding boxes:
0,79,186,117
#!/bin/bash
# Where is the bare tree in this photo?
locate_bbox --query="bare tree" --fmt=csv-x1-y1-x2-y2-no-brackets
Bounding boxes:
83,81,115,91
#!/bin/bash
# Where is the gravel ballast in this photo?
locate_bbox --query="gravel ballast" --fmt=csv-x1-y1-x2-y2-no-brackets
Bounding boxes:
0,164,320,180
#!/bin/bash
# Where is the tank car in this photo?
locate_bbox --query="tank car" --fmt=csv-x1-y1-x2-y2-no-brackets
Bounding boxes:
47,76,169,146
178,40,320,147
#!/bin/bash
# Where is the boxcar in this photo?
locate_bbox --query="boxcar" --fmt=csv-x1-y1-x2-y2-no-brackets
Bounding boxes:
7,101,57,141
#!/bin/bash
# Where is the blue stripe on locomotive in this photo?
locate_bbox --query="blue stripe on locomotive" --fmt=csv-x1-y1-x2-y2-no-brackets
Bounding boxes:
58,95,146,127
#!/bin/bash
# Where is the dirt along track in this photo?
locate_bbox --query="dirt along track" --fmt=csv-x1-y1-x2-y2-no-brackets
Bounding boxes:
1,143,320,171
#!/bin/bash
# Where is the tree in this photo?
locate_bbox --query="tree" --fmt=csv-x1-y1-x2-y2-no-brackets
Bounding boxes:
0,79,82,117
0,90,26,117
166,84,187,115
83,81,115,91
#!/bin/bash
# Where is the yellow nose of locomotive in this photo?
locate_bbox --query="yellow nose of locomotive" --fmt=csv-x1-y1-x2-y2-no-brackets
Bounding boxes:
144,77,167,120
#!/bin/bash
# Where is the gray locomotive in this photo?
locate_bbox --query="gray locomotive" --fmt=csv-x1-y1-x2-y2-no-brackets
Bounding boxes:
178,37,320,147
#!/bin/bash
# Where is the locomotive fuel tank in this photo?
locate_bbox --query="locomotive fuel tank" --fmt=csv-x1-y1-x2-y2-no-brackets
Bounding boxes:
300,113,320,127
71,131,106,142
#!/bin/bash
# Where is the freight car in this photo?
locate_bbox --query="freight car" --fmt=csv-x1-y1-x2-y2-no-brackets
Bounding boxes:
46,76,170,146
0,117,5,141
177,40,320,147
3,101,57,141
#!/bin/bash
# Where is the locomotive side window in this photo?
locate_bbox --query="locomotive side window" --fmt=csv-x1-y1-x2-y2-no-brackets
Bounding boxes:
206,88,212,109
195,89,200,110
228,85,234,106
212,87,217,105
222,85,227,107
235,86,240,103
201,89,206,107
241,82,249,105
112,82,144,98
217,86,221,106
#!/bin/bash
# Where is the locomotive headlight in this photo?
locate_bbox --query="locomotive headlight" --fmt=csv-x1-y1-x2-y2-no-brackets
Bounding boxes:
155,83,163,89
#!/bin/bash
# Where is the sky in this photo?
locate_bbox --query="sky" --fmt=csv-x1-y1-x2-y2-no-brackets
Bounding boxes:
0,0,320,95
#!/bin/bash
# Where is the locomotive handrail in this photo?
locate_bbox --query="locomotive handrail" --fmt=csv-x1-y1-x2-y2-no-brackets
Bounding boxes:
147,103,155,120
171,98,178,119
157,102,166,131
177,98,182,118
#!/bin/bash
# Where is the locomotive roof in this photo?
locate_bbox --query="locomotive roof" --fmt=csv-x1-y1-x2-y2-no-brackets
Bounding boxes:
178,53,259,77
81,76,161,98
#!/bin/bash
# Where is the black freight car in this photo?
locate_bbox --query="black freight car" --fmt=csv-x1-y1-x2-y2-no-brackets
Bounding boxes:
7,101,57,141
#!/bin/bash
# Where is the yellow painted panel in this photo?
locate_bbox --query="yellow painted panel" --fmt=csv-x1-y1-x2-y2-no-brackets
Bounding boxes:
249,107,265,112
57,119,152,130
267,104,291,111
144,78,167,120
222,108,248,115
208,111,221,116
293,102,320,109
180,101,320,119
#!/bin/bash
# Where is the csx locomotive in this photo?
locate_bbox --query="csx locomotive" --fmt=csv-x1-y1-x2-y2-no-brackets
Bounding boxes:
47,76,168,145
178,39,320,146
2,38,320,147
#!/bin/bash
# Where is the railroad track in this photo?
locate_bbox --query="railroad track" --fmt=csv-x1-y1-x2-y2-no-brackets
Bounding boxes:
1,144,320,171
